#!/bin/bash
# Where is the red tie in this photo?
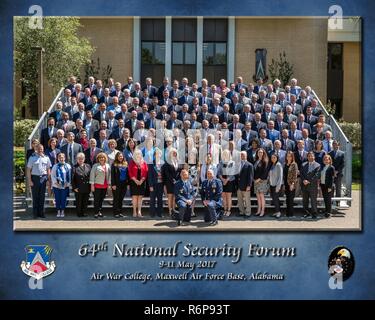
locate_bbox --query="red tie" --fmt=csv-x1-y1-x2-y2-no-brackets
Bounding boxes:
91,148,95,162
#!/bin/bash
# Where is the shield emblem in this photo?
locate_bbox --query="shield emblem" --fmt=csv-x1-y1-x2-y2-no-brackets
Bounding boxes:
20,245,56,280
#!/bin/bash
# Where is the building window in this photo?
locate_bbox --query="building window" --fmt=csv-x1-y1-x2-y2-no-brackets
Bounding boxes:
203,18,228,84
203,42,227,65
172,42,196,65
172,18,197,82
327,43,344,118
141,19,165,85
141,42,165,65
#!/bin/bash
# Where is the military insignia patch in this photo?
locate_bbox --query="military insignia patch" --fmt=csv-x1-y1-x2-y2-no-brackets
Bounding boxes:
20,245,56,280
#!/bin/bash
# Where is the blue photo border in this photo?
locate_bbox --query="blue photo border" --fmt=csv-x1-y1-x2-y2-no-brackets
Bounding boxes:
0,0,373,299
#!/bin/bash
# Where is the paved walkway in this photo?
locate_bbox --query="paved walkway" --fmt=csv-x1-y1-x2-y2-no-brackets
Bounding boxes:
13,191,361,231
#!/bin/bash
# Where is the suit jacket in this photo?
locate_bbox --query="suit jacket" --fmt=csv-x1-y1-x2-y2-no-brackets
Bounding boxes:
269,149,286,166
161,162,181,187
91,88,104,99
242,130,258,145
294,149,308,170
281,138,296,152
236,161,254,191
57,120,76,133
148,163,163,187
300,161,321,190
289,129,303,141
228,122,244,131
71,163,91,193
197,112,212,123
178,95,193,106
109,127,125,140
141,85,157,98
111,164,128,187
259,138,273,153
304,114,318,127
72,111,86,123
84,147,102,166
302,138,315,152
99,95,113,106
296,121,312,134
177,111,191,122
239,112,254,124
157,85,172,99
274,121,288,132
199,96,212,107
83,119,100,139
320,165,335,188
284,114,297,124
49,110,64,123
329,150,345,174
261,112,277,124
166,119,182,129
93,129,111,140
61,142,83,166
40,127,58,148
189,120,202,130
219,112,233,124
251,120,267,132
266,129,281,143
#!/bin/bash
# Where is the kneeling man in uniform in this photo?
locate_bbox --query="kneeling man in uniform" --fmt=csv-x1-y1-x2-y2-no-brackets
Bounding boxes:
174,169,196,226
200,169,223,226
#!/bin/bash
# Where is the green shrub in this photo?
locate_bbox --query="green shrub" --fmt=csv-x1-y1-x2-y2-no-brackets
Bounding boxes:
352,152,361,181
14,119,38,147
338,121,361,149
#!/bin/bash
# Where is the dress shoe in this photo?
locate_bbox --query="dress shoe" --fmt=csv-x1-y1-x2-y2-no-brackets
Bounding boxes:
209,220,218,226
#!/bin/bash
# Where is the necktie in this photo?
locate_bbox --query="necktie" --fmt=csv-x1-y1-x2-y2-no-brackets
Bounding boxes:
69,144,74,163
91,148,95,162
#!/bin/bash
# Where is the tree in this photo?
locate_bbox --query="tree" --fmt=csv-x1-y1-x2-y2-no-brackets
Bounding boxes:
14,17,95,101
268,51,294,86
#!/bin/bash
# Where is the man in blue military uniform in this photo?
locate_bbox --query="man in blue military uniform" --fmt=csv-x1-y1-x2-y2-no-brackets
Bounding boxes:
200,169,223,226
174,169,196,226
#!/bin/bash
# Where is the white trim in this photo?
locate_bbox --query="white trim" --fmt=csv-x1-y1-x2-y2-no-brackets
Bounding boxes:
196,17,203,83
165,16,172,79
227,16,235,84
133,17,141,82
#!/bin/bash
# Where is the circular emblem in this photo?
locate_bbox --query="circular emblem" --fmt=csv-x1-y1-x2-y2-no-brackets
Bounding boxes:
328,246,355,281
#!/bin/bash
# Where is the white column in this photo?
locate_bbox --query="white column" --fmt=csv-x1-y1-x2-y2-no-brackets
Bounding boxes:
165,16,172,79
196,16,204,83
227,16,235,84
132,17,141,82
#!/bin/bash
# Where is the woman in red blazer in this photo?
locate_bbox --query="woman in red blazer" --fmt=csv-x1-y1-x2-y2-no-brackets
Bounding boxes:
128,149,149,217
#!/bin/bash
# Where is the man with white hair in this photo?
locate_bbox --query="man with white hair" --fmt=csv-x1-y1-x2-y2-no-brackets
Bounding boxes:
72,83,84,102
290,78,301,96
85,76,96,92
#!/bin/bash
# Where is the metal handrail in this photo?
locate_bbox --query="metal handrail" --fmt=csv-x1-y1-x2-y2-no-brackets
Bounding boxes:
24,87,64,197
311,89,352,198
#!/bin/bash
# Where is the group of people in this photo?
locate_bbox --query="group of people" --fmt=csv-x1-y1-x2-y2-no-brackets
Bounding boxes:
26,75,345,225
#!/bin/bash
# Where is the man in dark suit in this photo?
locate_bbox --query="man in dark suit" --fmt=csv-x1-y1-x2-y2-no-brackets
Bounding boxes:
228,114,244,131
242,122,258,147
61,132,83,166
236,151,254,217
301,152,321,219
274,112,288,132
304,106,319,127
297,113,312,134
174,169,197,226
93,121,111,141
142,77,157,98
166,111,182,129
281,129,296,152
219,104,233,124
125,110,139,136
197,105,212,123
91,80,104,99
178,88,193,107
329,140,345,197
199,89,212,108
261,104,277,124
121,76,134,92
72,102,86,122
130,82,142,98
109,119,125,140
251,113,267,132
258,129,273,153
156,77,171,99
266,121,281,143
239,104,254,124
40,117,57,149
49,101,64,123
301,129,315,152
84,139,102,166
145,110,159,129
